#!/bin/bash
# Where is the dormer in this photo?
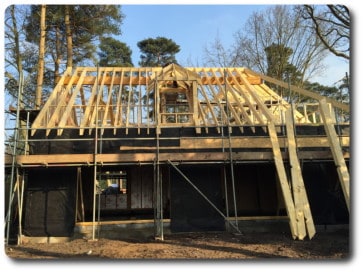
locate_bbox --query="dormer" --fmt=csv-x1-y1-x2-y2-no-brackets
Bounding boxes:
148,63,201,132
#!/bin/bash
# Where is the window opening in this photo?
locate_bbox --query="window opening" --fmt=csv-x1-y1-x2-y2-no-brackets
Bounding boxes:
98,171,127,195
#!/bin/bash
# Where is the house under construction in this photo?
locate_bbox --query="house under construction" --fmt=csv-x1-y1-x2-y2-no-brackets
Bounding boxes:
4,63,350,244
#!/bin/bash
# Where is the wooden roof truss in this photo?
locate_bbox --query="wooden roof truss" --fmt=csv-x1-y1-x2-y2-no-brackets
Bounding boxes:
31,63,349,136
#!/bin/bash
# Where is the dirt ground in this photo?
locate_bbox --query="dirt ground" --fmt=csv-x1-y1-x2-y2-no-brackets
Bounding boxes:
4,229,350,260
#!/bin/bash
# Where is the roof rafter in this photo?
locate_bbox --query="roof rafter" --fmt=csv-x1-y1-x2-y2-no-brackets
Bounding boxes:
30,64,349,136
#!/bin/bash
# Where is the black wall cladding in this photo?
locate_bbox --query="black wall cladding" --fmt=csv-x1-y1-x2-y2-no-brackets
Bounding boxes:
23,167,77,237
170,165,225,232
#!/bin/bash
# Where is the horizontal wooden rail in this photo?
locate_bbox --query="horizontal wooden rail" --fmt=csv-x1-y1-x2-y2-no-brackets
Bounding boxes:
5,150,349,167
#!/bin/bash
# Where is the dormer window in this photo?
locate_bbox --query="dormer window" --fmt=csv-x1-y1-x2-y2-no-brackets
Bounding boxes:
150,63,199,127
161,91,190,123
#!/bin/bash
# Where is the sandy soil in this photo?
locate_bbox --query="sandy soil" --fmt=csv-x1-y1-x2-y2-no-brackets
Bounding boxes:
4,229,350,260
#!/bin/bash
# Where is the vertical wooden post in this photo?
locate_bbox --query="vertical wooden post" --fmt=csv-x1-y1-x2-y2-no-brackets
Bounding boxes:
192,81,201,133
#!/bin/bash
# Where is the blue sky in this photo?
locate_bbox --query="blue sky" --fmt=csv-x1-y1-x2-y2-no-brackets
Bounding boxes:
120,4,266,66
119,4,349,87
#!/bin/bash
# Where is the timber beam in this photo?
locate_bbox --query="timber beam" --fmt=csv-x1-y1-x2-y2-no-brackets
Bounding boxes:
5,150,349,167
62,75,262,86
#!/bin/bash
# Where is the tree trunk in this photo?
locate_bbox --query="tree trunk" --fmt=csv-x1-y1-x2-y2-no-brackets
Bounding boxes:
65,5,73,68
35,4,46,110
10,5,27,152
54,25,62,85
10,6,23,75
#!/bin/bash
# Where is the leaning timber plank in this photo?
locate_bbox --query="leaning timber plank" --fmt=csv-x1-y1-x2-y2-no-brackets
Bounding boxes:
244,68,349,112
319,98,350,212
286,106,316,240
268,122,298,239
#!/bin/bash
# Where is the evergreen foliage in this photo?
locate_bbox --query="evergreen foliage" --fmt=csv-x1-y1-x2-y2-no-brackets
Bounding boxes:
98,37,133,67
137,37,180,67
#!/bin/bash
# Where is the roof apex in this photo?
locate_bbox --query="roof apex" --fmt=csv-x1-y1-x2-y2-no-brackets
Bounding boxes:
155,63,200,81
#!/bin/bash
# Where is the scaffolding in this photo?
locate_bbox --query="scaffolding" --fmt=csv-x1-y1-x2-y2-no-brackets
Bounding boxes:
4,64,350,244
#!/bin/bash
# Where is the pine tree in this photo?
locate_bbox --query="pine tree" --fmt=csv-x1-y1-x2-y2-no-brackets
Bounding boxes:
137,37,180,67
98,37,133,67
25,5,125,89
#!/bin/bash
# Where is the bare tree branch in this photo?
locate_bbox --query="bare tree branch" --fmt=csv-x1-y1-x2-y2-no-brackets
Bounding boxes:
302,5,349,60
